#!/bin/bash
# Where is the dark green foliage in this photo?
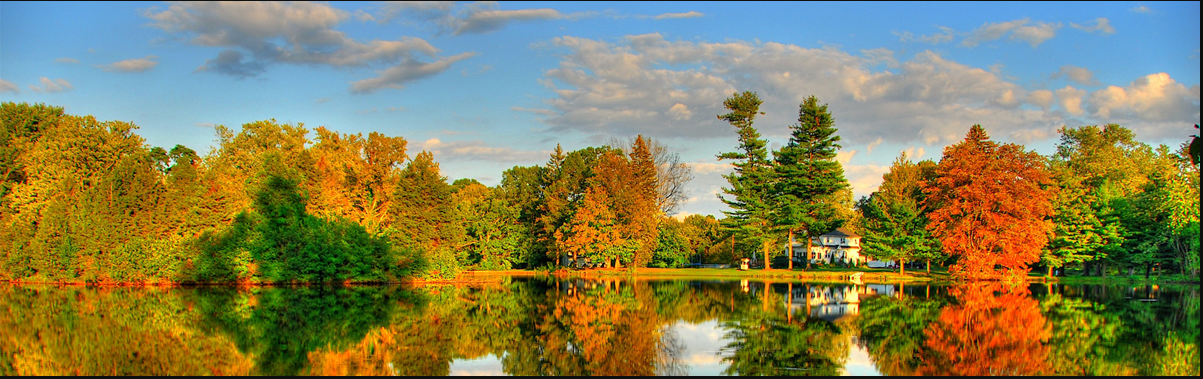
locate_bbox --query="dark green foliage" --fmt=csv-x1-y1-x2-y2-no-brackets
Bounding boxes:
772,96,850,260
195,176,398,283
651,221,690,268
716,91,777,263
195,285,410,375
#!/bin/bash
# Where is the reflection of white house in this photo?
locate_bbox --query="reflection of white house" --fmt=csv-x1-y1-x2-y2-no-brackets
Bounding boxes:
784,284,901,321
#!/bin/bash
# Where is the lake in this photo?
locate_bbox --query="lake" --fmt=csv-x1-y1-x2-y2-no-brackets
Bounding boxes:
0,277,1198,375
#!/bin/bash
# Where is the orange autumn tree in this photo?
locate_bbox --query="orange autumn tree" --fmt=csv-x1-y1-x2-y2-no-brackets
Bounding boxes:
923,125,1055,280
917,282,1052,375
556,186,627,267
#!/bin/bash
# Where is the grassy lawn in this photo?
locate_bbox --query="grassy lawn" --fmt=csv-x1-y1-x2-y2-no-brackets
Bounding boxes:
458,265,1198,284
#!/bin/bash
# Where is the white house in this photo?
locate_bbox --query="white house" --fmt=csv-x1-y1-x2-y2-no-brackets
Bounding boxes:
784,227,896,267
784,227,867,265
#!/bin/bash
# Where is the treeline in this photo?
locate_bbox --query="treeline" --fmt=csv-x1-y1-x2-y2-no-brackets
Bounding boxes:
0,102,740,283
714,90,1199,280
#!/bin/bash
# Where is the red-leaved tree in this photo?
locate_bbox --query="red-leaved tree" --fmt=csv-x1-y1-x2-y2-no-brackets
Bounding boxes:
923,125,1055,280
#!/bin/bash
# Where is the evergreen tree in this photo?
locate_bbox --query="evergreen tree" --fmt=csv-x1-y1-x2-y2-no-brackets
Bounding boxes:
716,91,776,268
772,95,849,270
390,151,463,251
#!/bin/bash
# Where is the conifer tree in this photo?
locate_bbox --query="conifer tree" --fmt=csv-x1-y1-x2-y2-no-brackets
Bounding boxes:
772,95,849,270
716,91,775,268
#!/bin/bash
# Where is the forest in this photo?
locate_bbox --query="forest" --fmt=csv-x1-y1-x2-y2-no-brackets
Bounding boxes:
0,97,1198,283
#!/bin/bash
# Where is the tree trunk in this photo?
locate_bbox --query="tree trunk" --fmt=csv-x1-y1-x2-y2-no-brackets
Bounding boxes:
1101,261,1107,278
762,281,770,311
806,237,813,270
787,282,794,323
1047,265,1053,277
900,258,906,276
787,229,794,271
926,260,931,275
1146,263,1151,279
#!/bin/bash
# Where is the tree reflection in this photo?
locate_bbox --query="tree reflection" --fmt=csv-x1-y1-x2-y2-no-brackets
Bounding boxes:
0,285,252,375
1,279,1197,376
720,283,848,376
917,282,1051,376
196,285,408,376
856,288,944,375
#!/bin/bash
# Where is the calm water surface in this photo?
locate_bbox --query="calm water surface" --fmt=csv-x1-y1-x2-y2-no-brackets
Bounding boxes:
0,278,1198,375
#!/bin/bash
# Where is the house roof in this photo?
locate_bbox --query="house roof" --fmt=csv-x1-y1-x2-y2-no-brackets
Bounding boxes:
822,227,861,238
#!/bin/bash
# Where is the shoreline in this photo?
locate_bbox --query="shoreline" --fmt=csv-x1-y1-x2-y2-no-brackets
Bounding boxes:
4,267,1197,287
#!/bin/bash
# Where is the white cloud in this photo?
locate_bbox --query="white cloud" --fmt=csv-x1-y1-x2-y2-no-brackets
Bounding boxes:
28,77,73,93
532,33,1061,148
654,11,704,20
371,2,570,35
865,137,883,154
962,18,1060,48
146,1,464,90
0,79,18,93
844,162,891,200
902,146,926,161
100,55,159,72
1054,65,1098,85
454,8,562,35
1011,21,1061,47
1056,85,1087,116
687,161,733,175
1027,89,1054,111
419,138,551,163
667,103,693,120
350,52,475,93
54,57,80,64
1084,73,1201,139
836,150,857,165
1131,5,1152,13
1070,17,1115,35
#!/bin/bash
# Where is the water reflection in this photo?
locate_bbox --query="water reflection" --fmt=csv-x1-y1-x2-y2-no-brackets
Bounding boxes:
0,279,1197,376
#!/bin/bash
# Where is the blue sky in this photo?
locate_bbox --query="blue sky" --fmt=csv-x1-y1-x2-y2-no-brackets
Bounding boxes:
2,1,1199,218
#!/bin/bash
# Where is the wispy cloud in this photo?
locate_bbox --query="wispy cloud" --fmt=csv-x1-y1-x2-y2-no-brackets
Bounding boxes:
54,57,80,64
0,79,18,94
145,1,468,92
28,77,73,93
1130,4,1152,13
896,25,954,44
371,1,579,36
654,11,703,20
1070,17,1115,35
962,18,1061,47
99,55,159,72
419,138,550,163
350,52,476,94
1053,65,1099,86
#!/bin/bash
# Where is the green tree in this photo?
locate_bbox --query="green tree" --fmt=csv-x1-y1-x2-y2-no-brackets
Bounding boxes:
860,153,941,274
772,95,849,270
716,91,777,268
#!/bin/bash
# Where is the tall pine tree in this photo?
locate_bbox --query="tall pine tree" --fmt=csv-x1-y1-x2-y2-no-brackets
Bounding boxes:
716,92,776,268
772,95,849,270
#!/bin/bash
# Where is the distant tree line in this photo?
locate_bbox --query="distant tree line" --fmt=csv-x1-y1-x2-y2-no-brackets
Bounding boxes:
1,98,1196,283
712,91,1198,280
